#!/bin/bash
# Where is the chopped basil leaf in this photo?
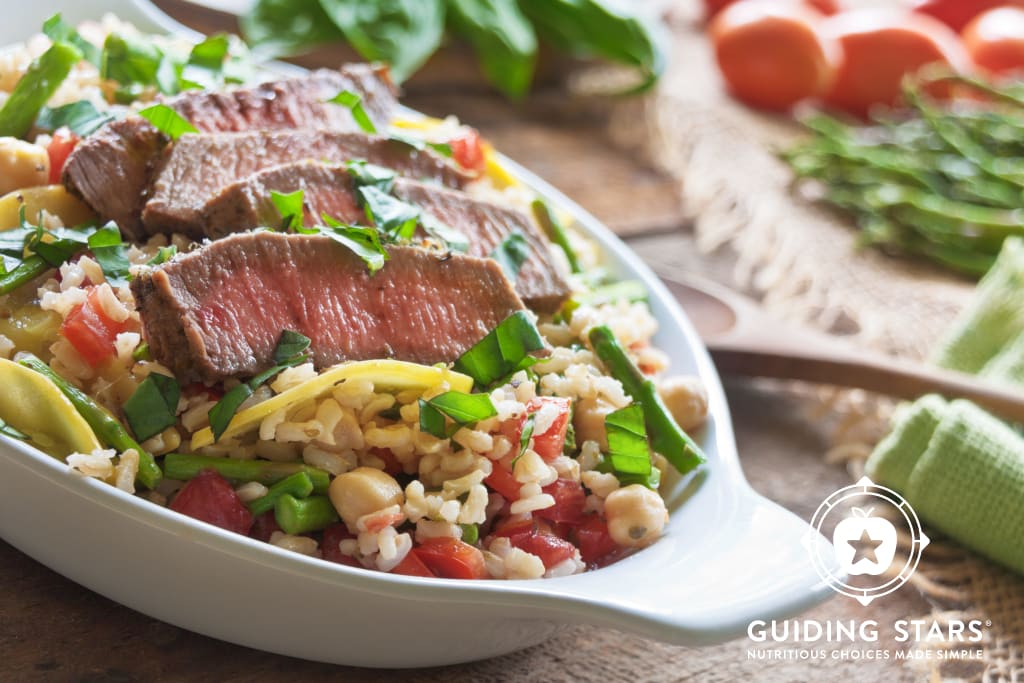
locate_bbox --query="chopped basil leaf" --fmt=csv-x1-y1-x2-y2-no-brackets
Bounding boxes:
123,373,180,442
389,132,452,157
489,229,529,280
271,189,305,230
418,399,449,439
599,403,658,489
43,13,101,67
273,330,311,363
572,280,648,308
0,416,28,441
248,353,307,387
35,100,116,137
460,523,479,544
346,159,396,194
326,90,376,134
309,215,389,274
132,341,151,361
87,224,130,287
453,311,545,387
510,411,536,467
146,245,177,266
137,104,198,140
421,213,469,253
358,186,419,241
28,222,90,268
426,391,498,424
102,33,167,93
209,383,254,441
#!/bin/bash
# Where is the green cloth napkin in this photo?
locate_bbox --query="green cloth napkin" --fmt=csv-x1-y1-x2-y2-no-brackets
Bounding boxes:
866,237,1024,575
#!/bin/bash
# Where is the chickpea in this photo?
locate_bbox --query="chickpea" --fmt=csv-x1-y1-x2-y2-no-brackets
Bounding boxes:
0,137,49,195
329,467,404,529
573,396,615,450
603,484,668,548
657,375,708,432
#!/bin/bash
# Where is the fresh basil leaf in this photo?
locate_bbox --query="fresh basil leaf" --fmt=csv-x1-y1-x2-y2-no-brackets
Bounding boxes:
102,33,167,93
604,404,650,474
510,411,536,467
426,391,498,424
325,89,376,134
572,280,648,308
28,223,88,268
123,373,180,442
87,224,130,287
146,245,177,266
489,228,529,280
317,0,445,83
358,186,419,241
0,224,38,259
248,354,308,388
132,341,151,361
0,416,28,441
43,13,101,67
274,330,311,363
448,0,537,99
418,398,449,439
421,213,469,253
182,34,252,89
453,311,545,387
208,383,254,442
316,215,389,274
138,104,198,140
0,41,81,139
35,100,116,137
241,0,344,59
271,189,305,230
389,132,452,157
346,159,397,194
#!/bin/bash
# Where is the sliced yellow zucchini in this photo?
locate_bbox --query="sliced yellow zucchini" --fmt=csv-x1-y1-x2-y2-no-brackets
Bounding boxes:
390,116,446,131
482,143,520,190
0,357,101,457
0,185,96,230
190,359,474,449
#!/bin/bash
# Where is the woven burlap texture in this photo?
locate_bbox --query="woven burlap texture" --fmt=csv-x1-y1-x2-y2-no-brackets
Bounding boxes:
607,8,1024,681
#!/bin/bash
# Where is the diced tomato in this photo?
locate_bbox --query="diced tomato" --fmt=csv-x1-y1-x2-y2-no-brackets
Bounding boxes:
574,514,620,565
500,397,572,463
537,479,586,525
249,510,282,542
412,537,488,579
390,551,436,578
60,286,130,366
321,523,360,567
170,469,254,536
484,461,521,501
448,129,486,174
183,382,224,401
490,515,539,542
370,447,402,476
46,127,79,184
508,531,577,570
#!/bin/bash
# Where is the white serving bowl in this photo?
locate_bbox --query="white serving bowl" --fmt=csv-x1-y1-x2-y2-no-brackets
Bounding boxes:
0,0,838,667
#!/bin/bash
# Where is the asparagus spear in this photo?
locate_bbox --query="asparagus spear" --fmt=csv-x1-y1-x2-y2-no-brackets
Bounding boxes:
246,471,314,516
0,257,50,295
588,325,704,475
274,494,338,535
531,199,582,273
163,453,330,494
18,354,162,489
0,42,82,138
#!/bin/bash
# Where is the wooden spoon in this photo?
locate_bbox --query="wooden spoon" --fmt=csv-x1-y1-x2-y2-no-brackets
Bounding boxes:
662,275,1024,421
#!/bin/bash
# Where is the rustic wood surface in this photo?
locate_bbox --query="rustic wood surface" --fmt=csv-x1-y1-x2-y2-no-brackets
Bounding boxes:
0,4,938,680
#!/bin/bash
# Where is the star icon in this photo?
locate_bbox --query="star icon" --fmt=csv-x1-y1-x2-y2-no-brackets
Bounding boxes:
848,529,883,564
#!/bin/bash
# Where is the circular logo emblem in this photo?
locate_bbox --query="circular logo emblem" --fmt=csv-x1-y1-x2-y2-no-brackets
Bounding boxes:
802,476,929,605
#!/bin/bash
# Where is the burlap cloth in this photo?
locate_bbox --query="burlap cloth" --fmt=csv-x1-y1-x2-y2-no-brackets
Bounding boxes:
590,3,1024,680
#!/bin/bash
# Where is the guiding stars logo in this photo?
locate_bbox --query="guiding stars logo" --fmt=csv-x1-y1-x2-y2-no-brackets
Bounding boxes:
803,476,929,605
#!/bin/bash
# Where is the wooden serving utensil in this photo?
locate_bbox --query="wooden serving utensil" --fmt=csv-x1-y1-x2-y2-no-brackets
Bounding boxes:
662,275,1024,422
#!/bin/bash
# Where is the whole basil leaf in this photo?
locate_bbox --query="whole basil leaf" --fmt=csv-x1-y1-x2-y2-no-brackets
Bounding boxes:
447,0,537,99
242,0,344,59
317,0,445,82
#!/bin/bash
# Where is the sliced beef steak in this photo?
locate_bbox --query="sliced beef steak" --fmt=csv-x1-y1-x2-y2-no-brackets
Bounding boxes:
62,65,396,239
200,162,572,312
142,132,469,239
131,232,526,383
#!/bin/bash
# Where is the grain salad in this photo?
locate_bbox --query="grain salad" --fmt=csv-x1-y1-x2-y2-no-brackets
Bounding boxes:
0,15,709,580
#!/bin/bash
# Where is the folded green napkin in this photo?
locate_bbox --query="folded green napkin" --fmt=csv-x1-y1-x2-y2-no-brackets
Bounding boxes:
866,237,1024,575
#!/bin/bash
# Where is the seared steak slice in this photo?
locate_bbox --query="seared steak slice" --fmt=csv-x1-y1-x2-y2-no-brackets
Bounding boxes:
200,162,572,312
63,65,396,239
143,132,470,239
130,233,526,383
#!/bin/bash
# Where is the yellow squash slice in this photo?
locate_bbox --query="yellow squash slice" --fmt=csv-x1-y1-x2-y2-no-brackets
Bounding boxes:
0,358,101,457
190,359,474,449
391,117,521,190
0,185,96,230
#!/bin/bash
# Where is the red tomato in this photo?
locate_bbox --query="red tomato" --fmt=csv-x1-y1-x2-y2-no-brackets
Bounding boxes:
390,551,436,578
412,538,488,579
963,7,1024,75
710,2,836,111
912,0,1024,33
484,461,521,501
321,523,360,567
508,531,577,570
574,514,620,565
449,129,486,174
249,510,281,542
821,9,968,118
536,479,586,525
46,127,79,184
490,515,538,541
60,286,131,366
170,469,254,536
500,397,572,463
704,0,839,21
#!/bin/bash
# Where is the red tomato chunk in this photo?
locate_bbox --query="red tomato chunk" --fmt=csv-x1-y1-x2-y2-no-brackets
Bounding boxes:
60,286,130,366
501,397,572,463
412,537,488,579
574,514,620,565
508,531,577,570
321,523,360,567
170,469,253,536
537,478,586,525
390,551,436,578
47,127,79,184
449,129,485,174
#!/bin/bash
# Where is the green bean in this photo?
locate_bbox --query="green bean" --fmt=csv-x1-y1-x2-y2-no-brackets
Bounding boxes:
0,256,50,295
0,42,82,138
531,199,581,273
274,494,338,535
18,354,161,489
163,453,330,493
246,471,314,516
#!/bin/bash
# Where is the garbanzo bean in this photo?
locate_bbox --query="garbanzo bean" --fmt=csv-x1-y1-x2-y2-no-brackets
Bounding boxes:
603,484,668,548
657,375,708,432
329,467,404,529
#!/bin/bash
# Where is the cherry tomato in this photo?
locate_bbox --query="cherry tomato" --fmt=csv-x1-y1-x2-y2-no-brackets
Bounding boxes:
507,531,577,570
412,538,488,579
963,7,1024,75
536,478,586,525
710,2,835,111
249,510,282,543
704,0,839,21
489,515,540,542
60,286,131,366
448,129,486,175
484,460,521,501
573,514,620,565
389,551,436,578
321,523,360,567
500,397,572,463
170,469,254,536
46,127,79,184
912,0,1024,33
821,9,968,118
